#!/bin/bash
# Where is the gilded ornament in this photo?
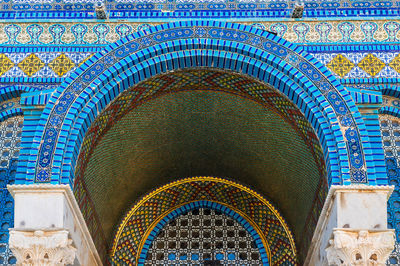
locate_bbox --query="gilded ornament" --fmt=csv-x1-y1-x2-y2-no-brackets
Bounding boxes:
0,54,14,76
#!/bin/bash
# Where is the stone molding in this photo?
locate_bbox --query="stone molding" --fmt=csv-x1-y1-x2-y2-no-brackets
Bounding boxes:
9,230,76,266
326,229,395,266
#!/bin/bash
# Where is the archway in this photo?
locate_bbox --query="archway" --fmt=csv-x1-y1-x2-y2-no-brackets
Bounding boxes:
73,68,326,264
11,21,388,266
17,21,377,186
111,178,296,265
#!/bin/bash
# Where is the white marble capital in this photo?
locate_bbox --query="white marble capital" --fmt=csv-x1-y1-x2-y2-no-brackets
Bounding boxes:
8,184,102,265
326,229,395,266
305,185,395,266
9,230,76,266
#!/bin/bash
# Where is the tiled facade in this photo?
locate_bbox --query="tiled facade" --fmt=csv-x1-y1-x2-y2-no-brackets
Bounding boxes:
1,1,400,265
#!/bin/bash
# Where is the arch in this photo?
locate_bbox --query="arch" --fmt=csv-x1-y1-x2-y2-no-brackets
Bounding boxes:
138,201,269,265
111,177,296,265
0,85,36,102
0,87,26,123
18,21,376,185
380,85,400,119
0,109,23,123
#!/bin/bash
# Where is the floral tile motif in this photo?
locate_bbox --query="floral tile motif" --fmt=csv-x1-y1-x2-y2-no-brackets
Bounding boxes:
326,54,355,78
48,53,75,77
0,54,14,76
17,53,45,77
357,53,385,77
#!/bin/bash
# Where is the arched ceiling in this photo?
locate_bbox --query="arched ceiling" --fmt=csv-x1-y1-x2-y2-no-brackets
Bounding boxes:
74,69,327,262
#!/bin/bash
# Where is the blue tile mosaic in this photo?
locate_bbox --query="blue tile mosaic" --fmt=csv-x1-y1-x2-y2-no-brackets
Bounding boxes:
21,21,370,186
0,116,23,265
0,0,399,20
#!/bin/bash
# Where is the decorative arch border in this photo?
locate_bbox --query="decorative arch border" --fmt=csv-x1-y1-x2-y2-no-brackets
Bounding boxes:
20,21,377,185
379,85,400,118
0,86,31,123
0,86,32,102
138,201,269,265
110,177,296,265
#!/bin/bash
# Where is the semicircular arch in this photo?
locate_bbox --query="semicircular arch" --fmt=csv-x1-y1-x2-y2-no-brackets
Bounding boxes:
111,177,296,265
21,21,375,186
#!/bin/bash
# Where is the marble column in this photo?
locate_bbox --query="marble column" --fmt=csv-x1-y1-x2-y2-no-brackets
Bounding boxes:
7,184,101,266
305,185,395,266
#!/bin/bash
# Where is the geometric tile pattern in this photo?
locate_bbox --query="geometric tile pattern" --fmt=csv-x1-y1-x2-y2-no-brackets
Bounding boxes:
111,177,297,265
358,54,385,77
0,54,14,77
389,54,400,74
379,115,400,266
326,54,355,78
144,207,265,265
0,116,23,265
0,49,399,79
0,22,399,80
388,243,400,265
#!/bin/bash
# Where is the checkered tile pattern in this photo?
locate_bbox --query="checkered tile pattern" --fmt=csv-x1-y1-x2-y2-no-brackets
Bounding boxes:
144,208,263,265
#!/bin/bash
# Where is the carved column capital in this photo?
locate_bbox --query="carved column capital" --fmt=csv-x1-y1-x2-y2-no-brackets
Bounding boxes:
9,229,77,266
326,229,395,266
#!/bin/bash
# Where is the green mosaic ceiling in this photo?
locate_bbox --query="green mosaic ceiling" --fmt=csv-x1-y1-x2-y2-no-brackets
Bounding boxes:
74,70,327,261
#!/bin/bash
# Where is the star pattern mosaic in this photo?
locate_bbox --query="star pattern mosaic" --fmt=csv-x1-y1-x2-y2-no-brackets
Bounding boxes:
1,51,400,79
358,54,386,77
379,115,400,266
17,53,44,77
0,55,13,76
144,208,264,265
389,54,400,74
0,116,23,265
